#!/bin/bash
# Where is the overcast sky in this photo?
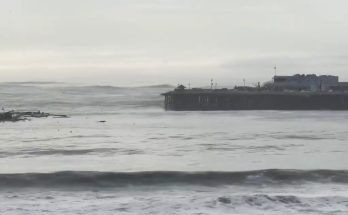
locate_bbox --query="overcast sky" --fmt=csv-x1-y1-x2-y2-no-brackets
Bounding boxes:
1,0,348,86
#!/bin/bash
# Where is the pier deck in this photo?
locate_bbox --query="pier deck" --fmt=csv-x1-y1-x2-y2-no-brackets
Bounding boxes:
162,89,348,110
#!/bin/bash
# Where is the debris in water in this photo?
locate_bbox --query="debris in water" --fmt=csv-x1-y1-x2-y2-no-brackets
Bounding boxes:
0,111,69,122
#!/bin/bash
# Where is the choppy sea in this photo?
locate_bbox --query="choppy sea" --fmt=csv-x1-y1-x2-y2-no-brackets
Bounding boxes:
1,82,348,215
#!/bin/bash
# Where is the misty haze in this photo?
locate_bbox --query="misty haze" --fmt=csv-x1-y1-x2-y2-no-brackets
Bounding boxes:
1,1,348,215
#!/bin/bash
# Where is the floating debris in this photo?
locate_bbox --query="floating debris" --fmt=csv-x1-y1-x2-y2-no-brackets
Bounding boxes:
0,111,69,122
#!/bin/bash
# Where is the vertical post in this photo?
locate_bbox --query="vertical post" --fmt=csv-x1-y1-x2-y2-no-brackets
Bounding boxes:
274,65,277,77
164,95,168,110
320,79,323,92
272,65,277,88
211,79,213,90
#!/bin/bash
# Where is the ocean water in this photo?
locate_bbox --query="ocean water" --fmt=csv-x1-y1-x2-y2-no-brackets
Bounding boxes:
1,82,348,214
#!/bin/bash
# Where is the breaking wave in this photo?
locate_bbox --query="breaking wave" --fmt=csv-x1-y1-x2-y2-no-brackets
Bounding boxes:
60,84,173,93
0,81,63,85
215,194,348,212
0,82,171,113
135,84,175,88
1,169,348,188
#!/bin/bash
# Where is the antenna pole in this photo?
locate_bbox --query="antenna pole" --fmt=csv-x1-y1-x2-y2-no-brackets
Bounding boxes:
274,65,277,76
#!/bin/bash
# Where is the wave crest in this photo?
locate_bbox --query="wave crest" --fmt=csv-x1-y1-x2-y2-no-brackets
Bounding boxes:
0,169,348,188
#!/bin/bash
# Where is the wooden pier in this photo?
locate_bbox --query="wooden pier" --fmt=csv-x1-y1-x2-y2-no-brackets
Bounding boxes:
162,88,348,111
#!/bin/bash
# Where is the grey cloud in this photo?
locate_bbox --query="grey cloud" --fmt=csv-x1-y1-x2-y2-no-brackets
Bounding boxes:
1,0,348,84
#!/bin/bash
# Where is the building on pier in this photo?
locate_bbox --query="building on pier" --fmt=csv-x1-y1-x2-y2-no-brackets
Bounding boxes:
162,74,348,111
273,74,339,91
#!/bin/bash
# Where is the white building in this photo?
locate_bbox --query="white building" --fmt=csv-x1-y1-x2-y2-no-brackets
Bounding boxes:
273,74,339,92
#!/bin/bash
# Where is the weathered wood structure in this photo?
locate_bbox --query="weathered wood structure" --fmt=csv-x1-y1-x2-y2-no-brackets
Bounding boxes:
0,111,68,122
162,89,348,111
